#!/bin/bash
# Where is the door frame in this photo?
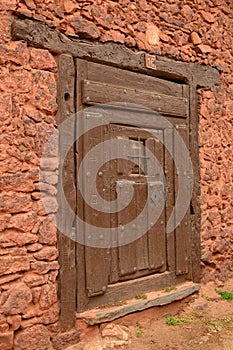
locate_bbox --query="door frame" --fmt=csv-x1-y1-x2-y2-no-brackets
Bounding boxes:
11,15,221,331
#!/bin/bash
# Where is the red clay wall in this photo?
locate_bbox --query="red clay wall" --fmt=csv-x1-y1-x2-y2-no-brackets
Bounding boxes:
0,0,232,349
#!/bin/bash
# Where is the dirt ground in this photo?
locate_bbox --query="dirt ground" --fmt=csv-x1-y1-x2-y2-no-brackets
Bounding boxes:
68,278,233,350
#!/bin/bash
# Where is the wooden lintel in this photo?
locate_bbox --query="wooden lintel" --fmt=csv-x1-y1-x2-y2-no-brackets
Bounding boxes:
12,17,221,87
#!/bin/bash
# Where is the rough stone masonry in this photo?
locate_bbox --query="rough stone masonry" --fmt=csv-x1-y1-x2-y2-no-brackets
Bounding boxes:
0,0,232,349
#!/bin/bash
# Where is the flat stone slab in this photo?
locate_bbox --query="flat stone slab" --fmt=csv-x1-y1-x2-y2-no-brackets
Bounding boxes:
77,281,200,325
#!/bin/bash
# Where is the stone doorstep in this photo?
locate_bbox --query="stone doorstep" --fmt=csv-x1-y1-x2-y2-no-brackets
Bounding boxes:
77,281,200,325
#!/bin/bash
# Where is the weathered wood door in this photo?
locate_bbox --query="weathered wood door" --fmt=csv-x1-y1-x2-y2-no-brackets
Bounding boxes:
75,59,191,312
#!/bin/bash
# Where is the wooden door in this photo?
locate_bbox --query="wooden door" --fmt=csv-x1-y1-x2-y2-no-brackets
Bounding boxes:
75,59,191,312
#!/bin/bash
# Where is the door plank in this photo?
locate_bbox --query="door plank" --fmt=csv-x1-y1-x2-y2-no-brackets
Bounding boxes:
146,136,166,272
87,60,184,97
57,54,76,330
164,128,176,272
83,118,111,296
174,126,191,275
117,180,138,278
82,80,188,117
76,58,88,311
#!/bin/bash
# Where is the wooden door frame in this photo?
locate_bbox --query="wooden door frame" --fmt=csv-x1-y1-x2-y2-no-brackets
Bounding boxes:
12,16,221,331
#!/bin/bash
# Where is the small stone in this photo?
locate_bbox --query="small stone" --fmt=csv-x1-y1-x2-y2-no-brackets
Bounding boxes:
101,30,125,44
181,4,194,20
7,315,21,331
23,272,48,288
26,243,43,252
201,11,215,23
0,255,30,275
14,325,51,350
32,71,57,114
0,331,13,350
190,32,202,45
146,23,160,47
33,246,58,261
101,324,129,348
1,282,32,315
197,44,212,54
160,32,170,43
24,0,36,10
30,48,57,72
39,283,57,310
38,217,57,245
71,18,100,39
52,330,81,350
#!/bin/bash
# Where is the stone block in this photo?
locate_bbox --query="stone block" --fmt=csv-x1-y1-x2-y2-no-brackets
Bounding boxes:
14,325,51,350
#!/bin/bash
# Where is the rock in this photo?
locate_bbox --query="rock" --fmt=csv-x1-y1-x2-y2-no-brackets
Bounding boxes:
31,260,59,275
7,315,21,331
26,243,43,252
0,274,22,287
38,217,57,245
0,229,38,246
197,44,212,54
14,325,52,350
1,282,32,315
40,303,59,325
160,32,170,43
101,30,125,44
40,157,59,171
181,4,194,20
0,193,32,213
0,255,30,275
71,18,100,39
30,48,57,72
146,23,160,46
0,93,12,122
36,197,58,215
0,173,34,193
125,36,136,47
190,32,202,45
63,0,77,13
101,324,129,347
9,212,37,232
36,182,57,196
23,272,48,288
39,283,57,310
0,331,13,350
52,330,81,350
32,71,57,114
201,11,215,23
33,246,58,261
0,323,9,332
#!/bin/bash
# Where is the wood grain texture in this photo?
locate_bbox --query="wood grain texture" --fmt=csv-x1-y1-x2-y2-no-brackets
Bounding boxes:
80,271,186,311
12,17,221,87
57,54,76,331
188,85,201,282
77,280,200,324
82,80,188,117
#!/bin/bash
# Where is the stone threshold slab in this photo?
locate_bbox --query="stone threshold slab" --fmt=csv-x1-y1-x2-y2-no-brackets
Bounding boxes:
77,281,200,325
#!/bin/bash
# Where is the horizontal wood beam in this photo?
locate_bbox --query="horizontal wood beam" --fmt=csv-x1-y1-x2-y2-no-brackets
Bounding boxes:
12,17,221,87
82,80,188,117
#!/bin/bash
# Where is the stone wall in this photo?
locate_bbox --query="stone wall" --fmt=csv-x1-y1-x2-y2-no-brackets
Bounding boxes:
0,0,232,349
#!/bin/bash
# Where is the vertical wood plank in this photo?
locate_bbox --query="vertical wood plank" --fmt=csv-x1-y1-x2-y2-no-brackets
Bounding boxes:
164,128,175,272
174,126,191,275
57,54,76,331
188,84,201,282
146,136,166,272
118,180,137,277
135,183,149,271
83,120,111,297
75,58,88,311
